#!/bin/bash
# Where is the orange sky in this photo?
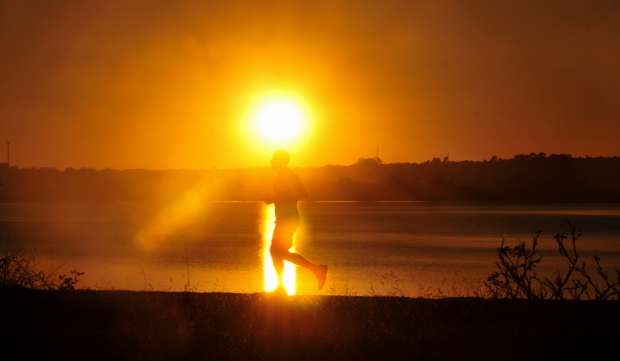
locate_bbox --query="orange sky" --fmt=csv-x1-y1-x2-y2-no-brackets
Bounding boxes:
1,0,619,169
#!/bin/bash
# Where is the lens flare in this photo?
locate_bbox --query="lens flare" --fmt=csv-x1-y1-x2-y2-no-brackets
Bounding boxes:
261,203,296,295
135,179,221,251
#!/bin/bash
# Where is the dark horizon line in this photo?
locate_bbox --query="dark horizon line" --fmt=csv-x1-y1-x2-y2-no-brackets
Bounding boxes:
2,152,619,172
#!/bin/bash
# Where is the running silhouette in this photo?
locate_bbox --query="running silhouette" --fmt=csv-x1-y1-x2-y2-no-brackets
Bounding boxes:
266,149,328,291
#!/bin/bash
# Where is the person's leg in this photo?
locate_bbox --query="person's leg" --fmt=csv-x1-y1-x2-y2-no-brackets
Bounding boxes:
281,251,318,272
270,222,290,288
282,251,327,290
271,254,285,289
271,220,328,290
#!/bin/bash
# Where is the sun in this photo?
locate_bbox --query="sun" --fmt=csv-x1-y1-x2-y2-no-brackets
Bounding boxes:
250,95,308,145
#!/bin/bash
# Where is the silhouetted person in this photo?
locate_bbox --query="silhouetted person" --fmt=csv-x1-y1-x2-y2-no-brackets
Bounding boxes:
266,149,327,291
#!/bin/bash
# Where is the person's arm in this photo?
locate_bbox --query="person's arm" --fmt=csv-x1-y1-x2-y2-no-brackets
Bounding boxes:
264,182,275,204
295,173,308,200
265,174,278,204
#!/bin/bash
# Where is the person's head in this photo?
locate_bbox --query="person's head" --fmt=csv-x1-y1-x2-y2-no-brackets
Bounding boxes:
271,149,290,171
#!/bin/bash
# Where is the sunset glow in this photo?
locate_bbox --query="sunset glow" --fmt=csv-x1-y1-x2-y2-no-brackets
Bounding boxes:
250,95,308,147
3,2,620,170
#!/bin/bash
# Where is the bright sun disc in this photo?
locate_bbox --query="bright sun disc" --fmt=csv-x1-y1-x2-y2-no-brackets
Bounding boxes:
251,97,307,144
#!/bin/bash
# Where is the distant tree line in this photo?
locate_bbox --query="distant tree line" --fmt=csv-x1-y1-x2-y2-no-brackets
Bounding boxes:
1,153,619,202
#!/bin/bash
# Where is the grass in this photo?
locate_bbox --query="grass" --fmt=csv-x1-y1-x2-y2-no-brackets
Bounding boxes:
3,289,618,361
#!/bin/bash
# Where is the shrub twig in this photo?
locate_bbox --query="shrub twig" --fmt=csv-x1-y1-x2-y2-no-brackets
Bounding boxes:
485,222,620,301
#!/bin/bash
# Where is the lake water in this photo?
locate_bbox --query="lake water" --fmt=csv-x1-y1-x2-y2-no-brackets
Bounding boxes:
2,201,620,296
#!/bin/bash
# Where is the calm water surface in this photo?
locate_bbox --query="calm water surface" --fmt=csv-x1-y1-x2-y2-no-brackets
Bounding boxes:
2,201,620,296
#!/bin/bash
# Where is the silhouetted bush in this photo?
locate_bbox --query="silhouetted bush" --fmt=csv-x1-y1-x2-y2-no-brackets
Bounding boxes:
0,252,83,291
485,223,620,300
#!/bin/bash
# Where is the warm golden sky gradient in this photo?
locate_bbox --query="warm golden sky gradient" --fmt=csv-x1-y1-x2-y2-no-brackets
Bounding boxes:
1,0,619,169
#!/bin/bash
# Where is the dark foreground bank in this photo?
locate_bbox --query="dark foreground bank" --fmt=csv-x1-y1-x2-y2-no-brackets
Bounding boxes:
3,289,618,361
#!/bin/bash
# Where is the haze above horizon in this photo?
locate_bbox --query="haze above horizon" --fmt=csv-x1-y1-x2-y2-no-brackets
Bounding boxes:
2,1,619,169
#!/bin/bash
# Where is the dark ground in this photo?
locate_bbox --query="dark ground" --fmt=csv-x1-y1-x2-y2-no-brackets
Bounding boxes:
3,289,618,360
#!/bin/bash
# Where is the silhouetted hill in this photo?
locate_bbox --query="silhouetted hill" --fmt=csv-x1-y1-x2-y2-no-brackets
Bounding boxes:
1,153,619,202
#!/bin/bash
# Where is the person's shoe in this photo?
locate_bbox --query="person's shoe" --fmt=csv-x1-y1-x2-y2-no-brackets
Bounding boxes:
316,265,328,290
273,286,288,296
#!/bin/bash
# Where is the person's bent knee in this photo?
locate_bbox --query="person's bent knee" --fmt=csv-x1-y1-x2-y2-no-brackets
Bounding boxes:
270,245,287,259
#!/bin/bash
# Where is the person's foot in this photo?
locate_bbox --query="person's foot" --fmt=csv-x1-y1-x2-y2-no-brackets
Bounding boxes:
315,265,328,290
272,286,288,296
